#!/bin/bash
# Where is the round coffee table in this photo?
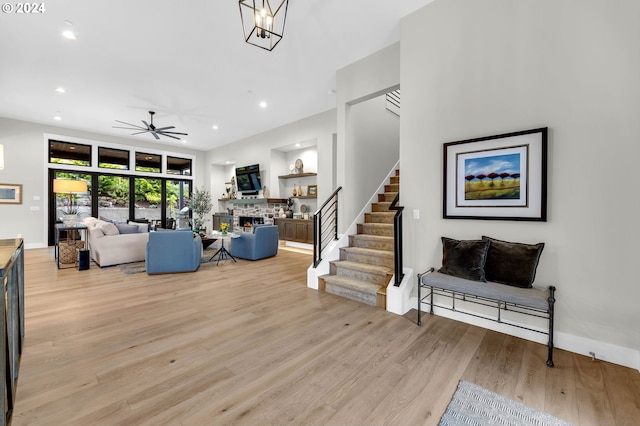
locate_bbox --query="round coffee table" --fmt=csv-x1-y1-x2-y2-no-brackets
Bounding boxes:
208,232,240,264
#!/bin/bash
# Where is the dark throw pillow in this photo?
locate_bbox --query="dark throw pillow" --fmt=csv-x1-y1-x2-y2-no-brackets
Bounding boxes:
438,237,490,282
482,236,545,288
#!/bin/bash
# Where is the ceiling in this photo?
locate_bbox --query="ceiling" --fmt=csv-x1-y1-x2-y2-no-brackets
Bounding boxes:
0,0,432,151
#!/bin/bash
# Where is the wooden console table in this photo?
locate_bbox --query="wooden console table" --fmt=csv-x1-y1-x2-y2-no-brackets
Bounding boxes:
0,238,25,425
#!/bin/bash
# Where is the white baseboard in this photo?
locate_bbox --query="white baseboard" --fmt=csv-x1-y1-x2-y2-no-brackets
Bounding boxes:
410,298,640,372
25,243,47,249
284,241,312,250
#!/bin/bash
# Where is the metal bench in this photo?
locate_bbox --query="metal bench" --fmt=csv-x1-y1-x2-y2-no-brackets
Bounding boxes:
418,268,556,367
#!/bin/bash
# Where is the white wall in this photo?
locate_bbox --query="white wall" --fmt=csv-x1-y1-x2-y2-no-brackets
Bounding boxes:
347,94,400,216
336,43,401,232
400,0,640,366
0,117,204,247
205,110,336,203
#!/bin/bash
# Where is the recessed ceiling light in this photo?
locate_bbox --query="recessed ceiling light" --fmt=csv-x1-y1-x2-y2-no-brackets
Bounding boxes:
62,30,76,40
212,125,219,130
295,143,301,147
53,116,62,121
225,161,231,164
181,139,187,144
55,87,66,93
259,101,268,108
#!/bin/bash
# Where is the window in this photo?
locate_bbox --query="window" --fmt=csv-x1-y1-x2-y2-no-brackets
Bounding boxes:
134,177,162,221
98,147,129,170
49,140,91,166
167,156,192,176
135,152,161,173
97,175,130,222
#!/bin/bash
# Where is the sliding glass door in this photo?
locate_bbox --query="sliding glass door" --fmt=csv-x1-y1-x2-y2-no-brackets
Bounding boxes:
48,172,193,245
97,175,130,222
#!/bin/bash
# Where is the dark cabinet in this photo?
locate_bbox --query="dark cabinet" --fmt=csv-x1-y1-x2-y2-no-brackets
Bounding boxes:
274,218,314,244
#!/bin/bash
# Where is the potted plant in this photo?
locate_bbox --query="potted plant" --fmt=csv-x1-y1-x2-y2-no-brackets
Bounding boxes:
190,187,213,231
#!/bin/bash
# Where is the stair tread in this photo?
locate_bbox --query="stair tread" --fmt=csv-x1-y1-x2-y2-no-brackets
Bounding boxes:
321,275,384,293
352,234,394,241
330,260,392,275
342,246,394,256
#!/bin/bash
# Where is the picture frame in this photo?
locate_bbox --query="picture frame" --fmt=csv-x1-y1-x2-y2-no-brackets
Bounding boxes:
0,183,22,204
307,185,317,197
443,127,547,221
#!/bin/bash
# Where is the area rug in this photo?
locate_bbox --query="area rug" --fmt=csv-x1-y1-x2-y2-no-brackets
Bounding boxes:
439,380,573,426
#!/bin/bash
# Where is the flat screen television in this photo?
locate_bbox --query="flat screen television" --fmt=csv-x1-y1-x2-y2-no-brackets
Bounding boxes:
235,164,262,194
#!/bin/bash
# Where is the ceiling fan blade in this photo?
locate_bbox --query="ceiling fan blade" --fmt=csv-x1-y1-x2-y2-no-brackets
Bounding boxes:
131,130,152,135
159,131,189,136
159,133,182,140
141,120,152,129
151,131,160,140
113,125,147,131
154,126,175,131
114,120,147,130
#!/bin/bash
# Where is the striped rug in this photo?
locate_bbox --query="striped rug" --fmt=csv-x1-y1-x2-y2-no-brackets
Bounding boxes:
440,380,573,426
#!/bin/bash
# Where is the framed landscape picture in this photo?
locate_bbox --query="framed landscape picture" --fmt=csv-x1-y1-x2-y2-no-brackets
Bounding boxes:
443,127,547,221
0,183,22,204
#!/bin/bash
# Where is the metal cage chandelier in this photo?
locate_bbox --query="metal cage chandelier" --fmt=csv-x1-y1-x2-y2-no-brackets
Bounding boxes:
239,0,289,51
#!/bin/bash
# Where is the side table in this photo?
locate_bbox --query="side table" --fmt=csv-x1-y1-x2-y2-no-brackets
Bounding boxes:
55,223,88,270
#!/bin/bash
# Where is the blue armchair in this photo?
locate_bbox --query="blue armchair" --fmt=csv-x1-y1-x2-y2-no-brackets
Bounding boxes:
146,230,203,274
230,225,279,260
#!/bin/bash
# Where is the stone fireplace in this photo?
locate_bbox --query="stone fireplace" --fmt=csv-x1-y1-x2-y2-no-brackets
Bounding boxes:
221,199,288,230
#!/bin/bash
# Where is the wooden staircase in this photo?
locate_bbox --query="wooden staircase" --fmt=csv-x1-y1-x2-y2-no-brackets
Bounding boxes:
318,171,399,308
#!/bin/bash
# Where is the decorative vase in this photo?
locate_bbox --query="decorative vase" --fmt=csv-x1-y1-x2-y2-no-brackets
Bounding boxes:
292,184,297,197
63,214,78,226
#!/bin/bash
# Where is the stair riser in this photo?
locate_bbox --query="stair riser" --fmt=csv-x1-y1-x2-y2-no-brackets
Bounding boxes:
380,193,398,202
349,235,394,251
329,264,391,286
341,250,395,269
390,176,399,185
358,224,394,237
325,282,378,306
372,202,391,212
385,184,399,192
365,213,395,224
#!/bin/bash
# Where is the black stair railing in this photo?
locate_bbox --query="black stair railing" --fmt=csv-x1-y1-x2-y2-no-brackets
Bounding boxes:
313,186,342,267
389,193,405,286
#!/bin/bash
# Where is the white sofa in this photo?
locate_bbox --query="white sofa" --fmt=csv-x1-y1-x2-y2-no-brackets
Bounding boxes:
83,217,150,267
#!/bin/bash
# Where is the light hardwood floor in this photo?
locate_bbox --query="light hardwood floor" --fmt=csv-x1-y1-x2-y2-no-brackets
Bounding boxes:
13,247,640,425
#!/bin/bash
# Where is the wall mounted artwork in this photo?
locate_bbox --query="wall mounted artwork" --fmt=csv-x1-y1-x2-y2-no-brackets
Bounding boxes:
443,128,547,221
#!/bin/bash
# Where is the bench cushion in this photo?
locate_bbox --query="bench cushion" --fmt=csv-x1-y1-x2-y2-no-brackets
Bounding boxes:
421,271,549,311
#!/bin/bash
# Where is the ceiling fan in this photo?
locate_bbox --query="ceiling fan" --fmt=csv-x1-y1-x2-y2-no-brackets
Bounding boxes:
114,111,188,140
